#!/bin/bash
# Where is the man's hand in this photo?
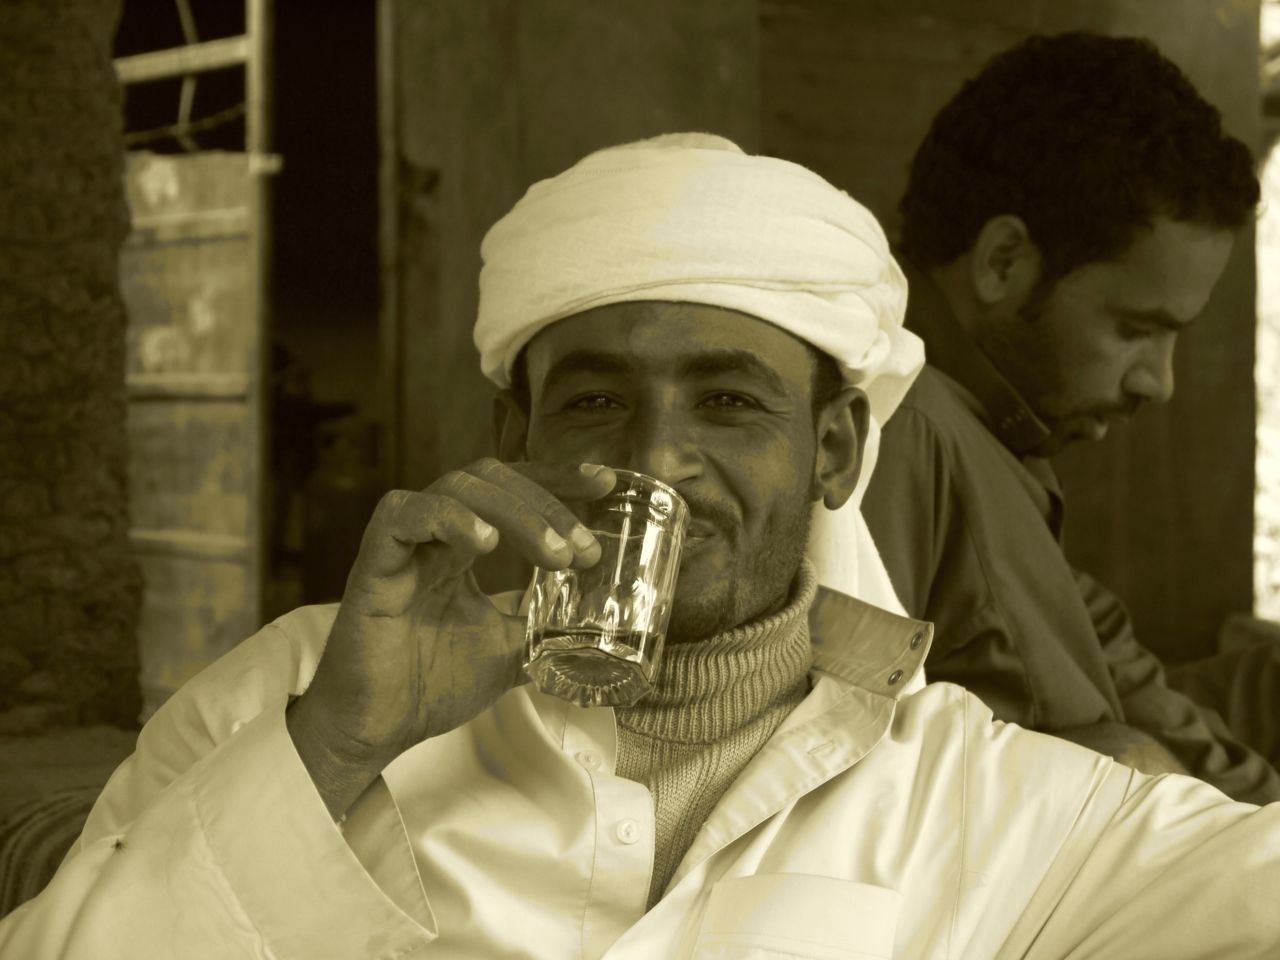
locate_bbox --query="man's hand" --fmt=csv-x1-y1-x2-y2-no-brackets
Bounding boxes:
287,459,614,817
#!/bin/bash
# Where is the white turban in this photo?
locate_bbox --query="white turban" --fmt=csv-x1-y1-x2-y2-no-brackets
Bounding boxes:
474,133,925,627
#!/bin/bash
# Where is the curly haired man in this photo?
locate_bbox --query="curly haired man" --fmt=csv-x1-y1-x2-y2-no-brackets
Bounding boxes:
865,31,1280,802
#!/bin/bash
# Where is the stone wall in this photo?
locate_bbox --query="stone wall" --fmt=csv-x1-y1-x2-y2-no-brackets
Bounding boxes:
0,0,142,731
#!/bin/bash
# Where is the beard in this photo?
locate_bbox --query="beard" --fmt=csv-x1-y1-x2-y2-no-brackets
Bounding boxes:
664,486,815,644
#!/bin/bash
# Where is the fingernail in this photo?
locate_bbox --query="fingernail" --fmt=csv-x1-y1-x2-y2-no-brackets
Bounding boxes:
578,463,607,477
544,528,570,554
475,519,496,542
570,525,597,552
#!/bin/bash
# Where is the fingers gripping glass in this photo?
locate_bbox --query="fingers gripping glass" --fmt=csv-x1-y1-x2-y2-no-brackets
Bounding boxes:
523,470,689,707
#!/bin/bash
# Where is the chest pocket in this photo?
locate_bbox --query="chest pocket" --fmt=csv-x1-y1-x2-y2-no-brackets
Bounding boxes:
692,873,900,960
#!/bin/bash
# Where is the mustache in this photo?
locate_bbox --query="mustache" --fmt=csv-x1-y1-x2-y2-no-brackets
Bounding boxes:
677,494,738,537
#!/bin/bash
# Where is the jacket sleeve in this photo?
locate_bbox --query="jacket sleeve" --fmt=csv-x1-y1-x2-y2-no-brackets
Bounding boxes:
943,688,1280,959
1076,567,1280,805
0,616,436,960
1016,765,1280,959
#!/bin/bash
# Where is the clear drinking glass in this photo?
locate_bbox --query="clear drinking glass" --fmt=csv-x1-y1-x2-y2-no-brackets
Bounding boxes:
522,469,689,707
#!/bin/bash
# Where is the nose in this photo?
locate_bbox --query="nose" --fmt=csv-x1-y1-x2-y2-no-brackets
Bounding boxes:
623,405,703,488
1122,337,1176,406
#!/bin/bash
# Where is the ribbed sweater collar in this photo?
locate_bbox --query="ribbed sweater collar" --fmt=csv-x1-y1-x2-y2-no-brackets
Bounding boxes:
614,560,817,744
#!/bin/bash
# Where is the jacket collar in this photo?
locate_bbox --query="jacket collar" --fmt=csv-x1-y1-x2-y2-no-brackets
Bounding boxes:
807,586,932,698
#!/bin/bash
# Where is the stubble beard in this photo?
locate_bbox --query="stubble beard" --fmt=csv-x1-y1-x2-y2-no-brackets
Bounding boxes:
663,491,814,645
979,292,1078,455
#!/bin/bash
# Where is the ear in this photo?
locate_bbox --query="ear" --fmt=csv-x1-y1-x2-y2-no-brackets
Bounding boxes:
969,215,1043,309
492,390,529,461
813,387,869,510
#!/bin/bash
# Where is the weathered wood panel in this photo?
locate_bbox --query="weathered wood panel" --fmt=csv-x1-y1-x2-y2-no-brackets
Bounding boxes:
133,553,249,709
126,400,249,535
123,152,252,218
120,236,252,376
121,151,260,716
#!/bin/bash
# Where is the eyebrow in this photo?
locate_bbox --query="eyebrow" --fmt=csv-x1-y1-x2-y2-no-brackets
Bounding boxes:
541,350,632,387
1113,306,1192,331
677,350,789,396
541,348,789,396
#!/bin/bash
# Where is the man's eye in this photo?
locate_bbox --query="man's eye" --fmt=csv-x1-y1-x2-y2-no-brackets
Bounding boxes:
568,394,621,410
1118,322,1154,341
701,392,754,409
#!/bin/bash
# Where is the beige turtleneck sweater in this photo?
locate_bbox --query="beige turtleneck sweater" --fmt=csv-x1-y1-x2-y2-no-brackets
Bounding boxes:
614,561,817,908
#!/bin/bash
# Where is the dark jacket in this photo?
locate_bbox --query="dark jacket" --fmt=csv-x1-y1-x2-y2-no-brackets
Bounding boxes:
865,262,1280,804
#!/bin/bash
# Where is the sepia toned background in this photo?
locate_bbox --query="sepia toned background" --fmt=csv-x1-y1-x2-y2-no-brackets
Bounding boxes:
1,0,1278,911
